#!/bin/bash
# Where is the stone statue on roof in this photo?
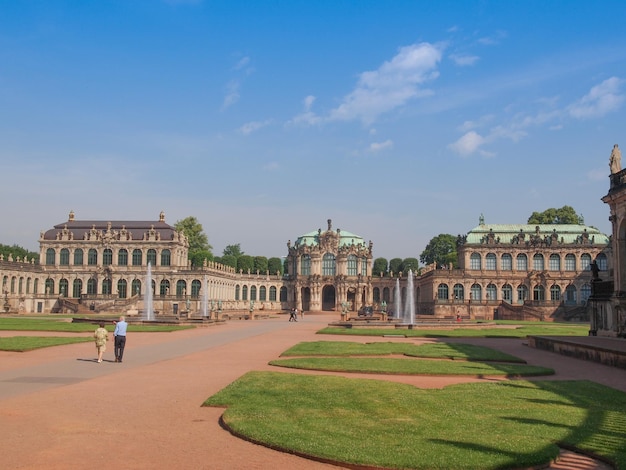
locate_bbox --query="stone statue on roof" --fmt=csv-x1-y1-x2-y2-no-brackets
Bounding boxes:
610,144,621,174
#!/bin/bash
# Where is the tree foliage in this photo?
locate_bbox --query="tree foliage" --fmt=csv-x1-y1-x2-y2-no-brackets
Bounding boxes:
253,256,268,274
400,258,419,274
219,254,237,269
268,257,283,276
237,255,254,273
420,234,457,267
223,244,244,258
389,258,403,274
174,216,213,267
527,206,583,225
0,244,39,263
373,258,388,276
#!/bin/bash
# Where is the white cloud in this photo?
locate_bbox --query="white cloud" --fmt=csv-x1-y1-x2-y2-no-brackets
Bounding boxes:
327,42,443,124
450,54,479,66
568,77,624,119
239,120,272,135
234,56,250,70
369,139,393,152
221,79,240,110
288,95,322,125
448,131,485,156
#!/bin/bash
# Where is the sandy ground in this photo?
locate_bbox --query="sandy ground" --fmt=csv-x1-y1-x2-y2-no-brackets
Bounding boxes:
0,313,622,469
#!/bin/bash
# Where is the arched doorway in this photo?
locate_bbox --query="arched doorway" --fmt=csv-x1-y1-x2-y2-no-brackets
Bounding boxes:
322,285,336,311
301,287,311,311
347,288,356,312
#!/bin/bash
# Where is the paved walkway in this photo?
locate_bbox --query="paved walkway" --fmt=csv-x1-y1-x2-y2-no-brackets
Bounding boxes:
0,314,624,469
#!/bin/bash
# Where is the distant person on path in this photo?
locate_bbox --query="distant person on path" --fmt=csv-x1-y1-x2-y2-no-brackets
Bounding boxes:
93,322,108,363
289,308,298,322
113,315,128,363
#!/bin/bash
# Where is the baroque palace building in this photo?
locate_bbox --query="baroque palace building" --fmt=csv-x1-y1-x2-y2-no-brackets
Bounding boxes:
0,211,615,328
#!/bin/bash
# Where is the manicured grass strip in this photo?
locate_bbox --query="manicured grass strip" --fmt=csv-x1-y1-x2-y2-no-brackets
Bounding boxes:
318,323,590,338
269,357,552,376
281,341,525,362
204,372,626,470
0,318,192,333
0,336,93,352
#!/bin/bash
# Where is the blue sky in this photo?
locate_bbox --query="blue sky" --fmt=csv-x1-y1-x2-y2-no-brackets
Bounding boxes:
1,0,625,260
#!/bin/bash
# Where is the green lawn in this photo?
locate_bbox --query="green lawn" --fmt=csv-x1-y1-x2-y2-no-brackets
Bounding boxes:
318,322,590,338
281,341,526,362
0,336,93,352
0,317,192,333
204,371,626,469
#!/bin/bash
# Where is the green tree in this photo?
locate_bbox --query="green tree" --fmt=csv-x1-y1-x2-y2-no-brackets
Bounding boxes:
174,217,213,267
223,244,244,258
0,244,39,263
372,257,388,276
527,206,583,224
237,255,254,273
219,255,237,269
268,257,283,276
420,234,457,267
400,258,419,273
389,258,403,274
253,256,269,274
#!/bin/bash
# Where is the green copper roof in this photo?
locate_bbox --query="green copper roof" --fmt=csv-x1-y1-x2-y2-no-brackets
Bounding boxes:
295,229,366,248
465,224,609,245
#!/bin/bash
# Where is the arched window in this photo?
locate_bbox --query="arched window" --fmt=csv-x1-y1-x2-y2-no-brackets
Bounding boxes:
533,285,545,301
147,249,157,266
373,287,380,302
596,253,608,271
45,278,55,295
361,258,368,276
470,253,481,270
242,285,248,301
516,254,528,271
533,254,544,271
250,285,257,301
453,284,464,300
486,283,497,300
74,249,83,265
517,284,528,304
549,254,560,271
191,280,201,298
565,285,577,305
131,279,141,297
60,249,70,266
581,283,592,303
176,280,186,298
59,278,69,297
502,284,513,304
118,249,128,266
161,249,171,267
87,278,97,295
485,253,496,270
580,254,592,271
550,284,561,301
103,249,113,266
160,280,170,297
322,253,336,276
132,249,142,266
565,254,576,271
470,284,482,301
501,254,512,271
300,255,311,275
268,286,276,301
46,248,56,265
88,249,98,266
279,286,287,302
383,287,390,302
235,285,241,301
347,255,357,276
260,286,267,301
72,279,82,298
117,279,127,298
102,278,112,295
437,283,449,300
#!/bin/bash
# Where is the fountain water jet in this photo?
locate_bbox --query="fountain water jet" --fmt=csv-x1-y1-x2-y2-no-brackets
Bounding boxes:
394,277,402,320
404,269,415,325
144,262,154,321
202,275,208,317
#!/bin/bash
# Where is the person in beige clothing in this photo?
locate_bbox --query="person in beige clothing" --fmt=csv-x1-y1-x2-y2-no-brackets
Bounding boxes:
93,322,109,363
